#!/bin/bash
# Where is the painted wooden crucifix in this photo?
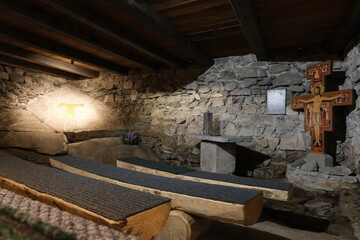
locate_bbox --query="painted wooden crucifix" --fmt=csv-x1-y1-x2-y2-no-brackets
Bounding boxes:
291,61,353,154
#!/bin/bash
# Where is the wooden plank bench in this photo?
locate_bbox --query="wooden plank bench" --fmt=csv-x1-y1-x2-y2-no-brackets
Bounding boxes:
0,151,171,240
116,157,293,201
50,155,264,225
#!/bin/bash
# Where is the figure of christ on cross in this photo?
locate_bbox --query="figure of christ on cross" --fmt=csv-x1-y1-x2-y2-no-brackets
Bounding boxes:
297,85,342,147
291,61,354,154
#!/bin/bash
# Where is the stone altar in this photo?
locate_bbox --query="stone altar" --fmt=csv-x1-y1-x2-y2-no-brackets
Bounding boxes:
187,134,252,174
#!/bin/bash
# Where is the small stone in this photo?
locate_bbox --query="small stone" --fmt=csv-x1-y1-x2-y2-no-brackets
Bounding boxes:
227,104,241,114
263,159,271,167
328,175,343,182
185,82,198,90
123,80,133,89
268,138,280,151
224,82,238,91
199,85,211,93
288,85,305,92
342,176,358,183
220,70,236,80
0,72,9,80
14,68,24,75
204,73,218,82
319,166,353,176
104,94,115,103
237,67,267,79
230,89,251,96
239,78,258,88
258,77,272,86
269,64,290,74
5,66,12,74
301,160,318,171
242,104,257,114
9,73,24,83
272,72,303,87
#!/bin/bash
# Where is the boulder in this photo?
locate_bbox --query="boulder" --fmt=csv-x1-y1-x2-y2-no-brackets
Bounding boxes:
0,131,68,155
68,137,158,165
27,86,126,132
0,109,53,132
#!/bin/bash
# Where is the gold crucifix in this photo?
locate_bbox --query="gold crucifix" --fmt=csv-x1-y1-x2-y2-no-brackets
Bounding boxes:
291,61,354,154
59,103,84,119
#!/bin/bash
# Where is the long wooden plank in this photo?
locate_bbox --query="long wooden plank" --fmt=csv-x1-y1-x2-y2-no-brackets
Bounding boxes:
106,0,214,66
51,158,263,225
116,160,292,201
0,23,128,74
229,0,267,60
330,1,360,52
0,55,81,79
0,42,98,78
36,0,183,68
0,176,171,240
0,0,157,70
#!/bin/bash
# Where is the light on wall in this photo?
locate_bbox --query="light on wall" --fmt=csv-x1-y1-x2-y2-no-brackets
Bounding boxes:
59,103,84,119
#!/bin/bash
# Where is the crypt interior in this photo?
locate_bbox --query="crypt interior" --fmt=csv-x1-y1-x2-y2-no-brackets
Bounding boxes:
0,0,360,240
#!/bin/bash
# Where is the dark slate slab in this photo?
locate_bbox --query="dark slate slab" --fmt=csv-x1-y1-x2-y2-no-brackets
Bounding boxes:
53,156,262,205
118,157,194,174
0,151,170,221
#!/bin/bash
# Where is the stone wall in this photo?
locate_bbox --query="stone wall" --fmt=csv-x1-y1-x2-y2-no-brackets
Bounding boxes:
0,46,359,175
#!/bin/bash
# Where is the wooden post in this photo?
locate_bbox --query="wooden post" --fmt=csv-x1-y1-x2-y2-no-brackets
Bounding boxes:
158,210,211,240
203,112,213,135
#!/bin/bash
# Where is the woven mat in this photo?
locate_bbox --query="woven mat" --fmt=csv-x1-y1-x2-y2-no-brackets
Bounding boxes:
0,187,139,240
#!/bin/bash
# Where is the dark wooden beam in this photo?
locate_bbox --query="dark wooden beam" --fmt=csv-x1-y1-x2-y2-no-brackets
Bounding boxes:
106,0,214,66
0,24,128,75
331,1,360,53
0,42,99,78
36,0,184,68
0,0,157,70
229,0,267,60
0,55,81,79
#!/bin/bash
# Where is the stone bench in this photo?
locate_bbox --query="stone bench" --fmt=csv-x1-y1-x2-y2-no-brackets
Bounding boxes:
50,155,264,225
0,151,171,240
116,157,293,201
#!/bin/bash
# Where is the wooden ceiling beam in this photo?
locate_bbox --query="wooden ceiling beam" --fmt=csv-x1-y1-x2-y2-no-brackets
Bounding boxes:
330,1,360,53
0,24,128,75
36,0,184,68
0,42,99,78
0,54,81,80
0,0,157,70
106,0,214,66
229,0,267,60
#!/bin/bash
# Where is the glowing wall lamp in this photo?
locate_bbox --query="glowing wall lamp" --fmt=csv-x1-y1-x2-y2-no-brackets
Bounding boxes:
59,103,84,119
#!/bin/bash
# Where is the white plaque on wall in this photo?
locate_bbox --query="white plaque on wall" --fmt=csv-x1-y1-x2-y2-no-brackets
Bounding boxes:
267,89,286,115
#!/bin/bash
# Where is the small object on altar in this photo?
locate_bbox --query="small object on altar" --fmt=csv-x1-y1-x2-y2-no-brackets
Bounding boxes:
203,112,213,135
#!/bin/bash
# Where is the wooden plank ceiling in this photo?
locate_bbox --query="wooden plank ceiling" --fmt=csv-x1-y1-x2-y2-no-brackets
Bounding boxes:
0,0,357,79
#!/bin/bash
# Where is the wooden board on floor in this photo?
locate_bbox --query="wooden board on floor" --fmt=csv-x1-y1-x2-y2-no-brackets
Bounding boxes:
116,160,292,201
0,175,171,240
51,158,263,225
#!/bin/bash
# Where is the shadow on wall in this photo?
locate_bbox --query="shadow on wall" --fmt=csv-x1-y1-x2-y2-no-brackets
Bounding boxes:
234,145,270,177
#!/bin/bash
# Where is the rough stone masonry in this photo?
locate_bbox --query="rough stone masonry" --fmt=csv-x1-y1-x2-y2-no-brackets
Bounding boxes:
1,44,360,180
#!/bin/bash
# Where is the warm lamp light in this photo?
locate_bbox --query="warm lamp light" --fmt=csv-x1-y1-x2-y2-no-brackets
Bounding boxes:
59,103,84,119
